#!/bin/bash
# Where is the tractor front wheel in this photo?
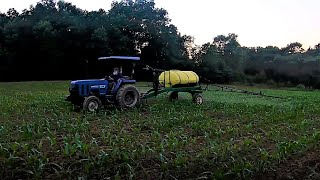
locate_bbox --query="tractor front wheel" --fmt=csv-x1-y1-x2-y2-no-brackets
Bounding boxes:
83,96,102,112
116,85,140,108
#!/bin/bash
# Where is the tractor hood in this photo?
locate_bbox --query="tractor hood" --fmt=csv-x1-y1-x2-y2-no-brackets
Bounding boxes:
71,79,107,85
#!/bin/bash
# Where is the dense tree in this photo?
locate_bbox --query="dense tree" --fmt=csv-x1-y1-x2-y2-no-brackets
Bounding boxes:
282,42,304,54
0,0,319,88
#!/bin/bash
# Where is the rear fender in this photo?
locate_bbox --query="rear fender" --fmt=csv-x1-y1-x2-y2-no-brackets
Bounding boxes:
112,79,136,94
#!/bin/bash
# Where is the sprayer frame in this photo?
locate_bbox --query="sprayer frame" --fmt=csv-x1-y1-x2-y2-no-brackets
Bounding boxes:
140,65,204,104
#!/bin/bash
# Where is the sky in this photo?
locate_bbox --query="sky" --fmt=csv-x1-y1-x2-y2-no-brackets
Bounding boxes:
0,0,319,48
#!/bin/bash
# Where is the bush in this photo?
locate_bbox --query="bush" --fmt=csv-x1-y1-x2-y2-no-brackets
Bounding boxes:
296,84,306,89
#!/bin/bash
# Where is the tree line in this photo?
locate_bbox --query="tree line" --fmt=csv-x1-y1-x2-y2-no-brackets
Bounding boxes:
0,0,319,88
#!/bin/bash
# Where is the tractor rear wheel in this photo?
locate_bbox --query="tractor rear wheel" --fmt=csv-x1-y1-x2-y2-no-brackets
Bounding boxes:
83,96,102,112
116,85,140,108
192,93,204,105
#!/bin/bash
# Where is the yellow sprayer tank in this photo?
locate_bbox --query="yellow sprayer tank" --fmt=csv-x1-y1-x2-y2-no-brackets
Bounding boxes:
159,70,199,87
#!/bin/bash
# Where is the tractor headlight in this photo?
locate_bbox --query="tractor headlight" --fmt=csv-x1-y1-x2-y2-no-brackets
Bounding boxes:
70,84,78,91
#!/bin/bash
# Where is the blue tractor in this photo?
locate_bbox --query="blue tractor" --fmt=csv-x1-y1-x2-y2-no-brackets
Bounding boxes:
65,56,141,112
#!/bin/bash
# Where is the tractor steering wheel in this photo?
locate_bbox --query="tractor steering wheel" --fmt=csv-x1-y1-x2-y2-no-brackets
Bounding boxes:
106,76,114,81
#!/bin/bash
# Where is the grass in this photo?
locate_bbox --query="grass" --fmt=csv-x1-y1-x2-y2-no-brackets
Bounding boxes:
0,81,320,179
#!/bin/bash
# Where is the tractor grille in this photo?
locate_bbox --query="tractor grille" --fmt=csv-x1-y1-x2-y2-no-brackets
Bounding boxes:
70,84,91,96
79,85,90,95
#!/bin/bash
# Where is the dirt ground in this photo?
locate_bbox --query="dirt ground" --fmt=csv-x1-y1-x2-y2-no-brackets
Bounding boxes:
255,147,320,180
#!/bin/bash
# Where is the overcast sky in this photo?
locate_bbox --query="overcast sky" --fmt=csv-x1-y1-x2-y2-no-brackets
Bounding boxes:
1,0,319,48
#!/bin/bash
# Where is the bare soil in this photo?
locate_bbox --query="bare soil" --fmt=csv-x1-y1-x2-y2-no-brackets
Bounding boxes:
255,147,320,180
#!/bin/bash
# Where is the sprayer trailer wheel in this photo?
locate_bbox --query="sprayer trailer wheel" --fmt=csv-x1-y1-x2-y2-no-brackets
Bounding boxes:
168,91,179,101
192,93,204,105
